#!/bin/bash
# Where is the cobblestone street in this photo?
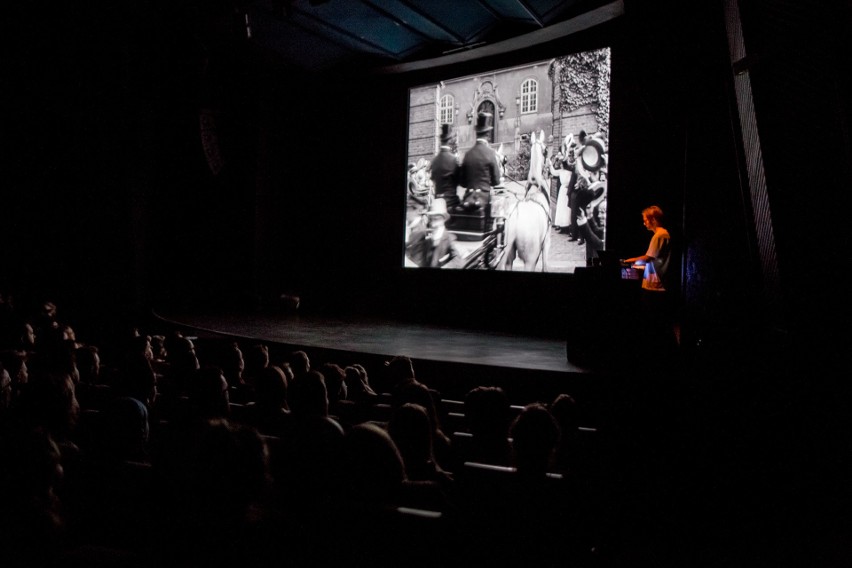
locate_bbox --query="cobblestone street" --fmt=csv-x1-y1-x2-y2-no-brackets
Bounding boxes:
547,226,588,272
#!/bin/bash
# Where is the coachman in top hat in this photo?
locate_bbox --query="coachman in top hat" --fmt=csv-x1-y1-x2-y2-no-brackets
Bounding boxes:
431,124,461,211
459,112,503,214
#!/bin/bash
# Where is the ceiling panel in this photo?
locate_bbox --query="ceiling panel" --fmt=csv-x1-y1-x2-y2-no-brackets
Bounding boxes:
226,0,621,73
527,0,581,19
252,15,362,71
364,1,466,45
286,2,421,57
393,1,501,43
484,0,544,22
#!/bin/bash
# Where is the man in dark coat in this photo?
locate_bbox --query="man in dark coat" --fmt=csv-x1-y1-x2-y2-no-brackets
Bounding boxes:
431,124,461,210
459,112,502,213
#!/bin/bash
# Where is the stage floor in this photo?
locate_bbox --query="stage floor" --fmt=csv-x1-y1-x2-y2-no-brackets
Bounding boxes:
154,309,583,375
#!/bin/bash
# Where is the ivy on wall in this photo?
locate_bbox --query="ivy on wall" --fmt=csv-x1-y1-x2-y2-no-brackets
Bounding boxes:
548,48,611,138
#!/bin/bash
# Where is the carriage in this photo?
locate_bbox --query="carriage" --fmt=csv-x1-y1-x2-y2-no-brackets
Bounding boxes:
456,211,507,270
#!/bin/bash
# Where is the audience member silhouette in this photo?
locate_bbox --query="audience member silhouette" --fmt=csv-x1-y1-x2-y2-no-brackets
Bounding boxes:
316,361,347,416
33,333,80,388
393,380,453,471
334,364,378,427
276,369,346,514
0,428,66,568
0,320,36,354
123,334,154,367
0,350,27,404
288,368,328,418
75,345,101,385
149,334,166,360
161,333,199,397
344,363,377,402
0,363,12,417
241,343,269,393
185,365,231,422
148,334,168,378
550,393,584,474
459,403,574,567
63,395,156,555
510,403,560,477
286,349,311,379
13,365,81,459
388,402,454,489
463,385,512,466
60,324,82,349
115,354,158,411
152,418,272,568
31,300,61,345
20,322,37,353
246,365,292,436
384,355,419,397
219,341,251,403
338,422,449,567
95,396,151,463
341,422,406,507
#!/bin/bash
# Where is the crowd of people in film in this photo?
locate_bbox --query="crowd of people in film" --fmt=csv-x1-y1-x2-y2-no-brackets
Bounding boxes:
0,292,607,567
547,130,609,264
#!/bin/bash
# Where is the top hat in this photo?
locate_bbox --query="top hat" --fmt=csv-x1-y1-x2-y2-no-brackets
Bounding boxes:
589,180,606,200
439,123,453,144
580,138,606,171
425,197,451,220
474,112,494,136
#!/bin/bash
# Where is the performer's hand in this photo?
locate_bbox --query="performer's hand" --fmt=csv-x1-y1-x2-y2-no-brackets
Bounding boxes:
577,209,588,226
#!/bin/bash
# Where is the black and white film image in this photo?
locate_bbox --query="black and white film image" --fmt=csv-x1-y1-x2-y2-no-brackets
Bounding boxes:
404,47,610,273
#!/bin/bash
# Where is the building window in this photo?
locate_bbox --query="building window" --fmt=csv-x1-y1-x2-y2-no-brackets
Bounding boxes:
440,95,454,124
521,79,538,114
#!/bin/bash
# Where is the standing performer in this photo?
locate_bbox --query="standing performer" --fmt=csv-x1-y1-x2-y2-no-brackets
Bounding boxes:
624,205,672,293
459,112,502,213
431,124,461,210
623,205,677,351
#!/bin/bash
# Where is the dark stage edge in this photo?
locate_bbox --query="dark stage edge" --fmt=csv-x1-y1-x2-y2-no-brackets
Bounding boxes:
153,309,582,375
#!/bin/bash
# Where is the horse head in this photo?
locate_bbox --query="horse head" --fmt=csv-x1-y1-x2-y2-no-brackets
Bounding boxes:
502,131,552,272
527,130,548,189
496,143,507,181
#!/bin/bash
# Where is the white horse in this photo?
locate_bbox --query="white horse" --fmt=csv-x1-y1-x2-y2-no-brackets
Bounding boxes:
497,130,551,271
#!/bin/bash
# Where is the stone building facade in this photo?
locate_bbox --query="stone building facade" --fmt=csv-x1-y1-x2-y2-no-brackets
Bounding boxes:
408,58,606,169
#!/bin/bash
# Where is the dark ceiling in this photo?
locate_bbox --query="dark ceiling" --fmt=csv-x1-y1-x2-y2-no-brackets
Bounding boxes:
200,0,622,74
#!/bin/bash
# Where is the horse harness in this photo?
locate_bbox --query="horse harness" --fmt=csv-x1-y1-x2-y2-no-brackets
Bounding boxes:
496,185,552,226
